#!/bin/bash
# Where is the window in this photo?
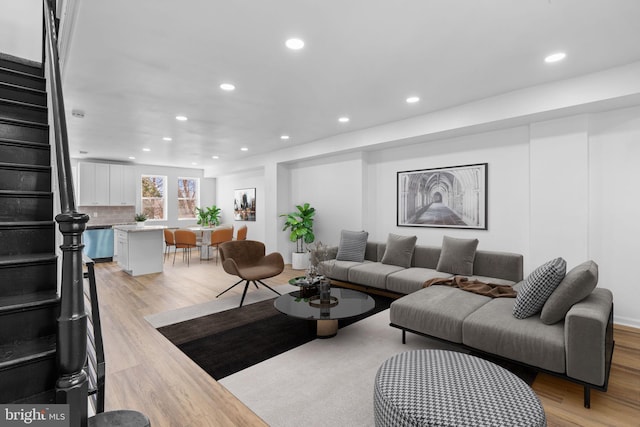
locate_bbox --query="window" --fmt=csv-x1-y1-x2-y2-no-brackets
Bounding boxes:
177,177,199,219
141,175,167,220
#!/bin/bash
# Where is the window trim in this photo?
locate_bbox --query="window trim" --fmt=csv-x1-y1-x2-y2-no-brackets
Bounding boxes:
141,174,168,221
177,177,200,220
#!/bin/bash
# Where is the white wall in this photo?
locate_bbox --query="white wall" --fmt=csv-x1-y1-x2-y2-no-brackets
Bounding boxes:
289,153,366,248
214,108,640,327
588,106,640,327
216,169,265,244
70,159,216,228
530,116,590,269
366,127,531,261
0,0,42,62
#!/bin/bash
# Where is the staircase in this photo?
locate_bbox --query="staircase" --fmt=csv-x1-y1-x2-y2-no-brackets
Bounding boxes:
0,54,59,403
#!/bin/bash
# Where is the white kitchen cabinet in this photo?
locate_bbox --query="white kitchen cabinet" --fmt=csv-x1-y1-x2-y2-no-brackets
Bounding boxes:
78,162,110,206
109,164,136,205
114,226,163,276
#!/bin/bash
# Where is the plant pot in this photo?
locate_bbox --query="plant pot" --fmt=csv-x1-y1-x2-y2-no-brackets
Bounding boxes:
136,221,146,228
291,252,309,270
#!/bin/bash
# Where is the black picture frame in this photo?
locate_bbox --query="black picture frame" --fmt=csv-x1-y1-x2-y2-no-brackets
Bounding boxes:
234,188,256,221
397,163,488,229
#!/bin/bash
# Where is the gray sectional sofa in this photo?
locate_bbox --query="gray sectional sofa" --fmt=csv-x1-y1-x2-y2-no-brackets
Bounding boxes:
321,235,614,408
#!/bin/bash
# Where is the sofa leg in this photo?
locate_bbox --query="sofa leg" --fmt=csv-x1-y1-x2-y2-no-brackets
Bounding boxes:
402,330,406,344
584,386,591,408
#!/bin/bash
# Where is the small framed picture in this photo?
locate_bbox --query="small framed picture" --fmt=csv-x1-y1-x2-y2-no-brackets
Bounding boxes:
234,188,256,221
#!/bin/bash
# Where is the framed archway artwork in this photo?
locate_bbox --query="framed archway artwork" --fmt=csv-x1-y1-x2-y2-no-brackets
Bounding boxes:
397,163,487,229
234,188,256,221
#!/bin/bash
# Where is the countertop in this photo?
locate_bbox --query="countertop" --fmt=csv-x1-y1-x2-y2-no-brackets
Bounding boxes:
113,225,166,232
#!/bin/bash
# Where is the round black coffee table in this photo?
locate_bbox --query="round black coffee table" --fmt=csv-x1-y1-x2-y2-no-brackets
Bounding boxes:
274,287,375,338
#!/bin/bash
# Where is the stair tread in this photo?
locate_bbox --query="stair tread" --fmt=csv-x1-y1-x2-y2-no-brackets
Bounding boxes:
0,66,45,82
0,220,55,227
0,290,59,313
0,335,56,369
0,97,47,111
0,161,51,171
0,137,50,148
0,116,48,129
0,253,57,266
0,81,46,95
0,190,53,197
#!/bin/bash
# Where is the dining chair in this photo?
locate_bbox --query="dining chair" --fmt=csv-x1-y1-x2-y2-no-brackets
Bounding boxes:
217,240,284,307
235,224,248,241
208,226,234,264
173,229,200,266
163,228,176,262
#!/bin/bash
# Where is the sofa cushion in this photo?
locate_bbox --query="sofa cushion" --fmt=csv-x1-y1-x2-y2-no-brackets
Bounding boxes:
386,268,453,294
348,262,405,290
335,230,369,262
412,245,442,269
467,275,516,287
390,286,491,343
513,257,567,319
463,298,566,373
322,259,372,282
436,236,479,275
381,234,417,268
540,260,599,325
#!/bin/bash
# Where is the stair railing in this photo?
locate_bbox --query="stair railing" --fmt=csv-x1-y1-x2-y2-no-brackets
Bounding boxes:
43,1,91,426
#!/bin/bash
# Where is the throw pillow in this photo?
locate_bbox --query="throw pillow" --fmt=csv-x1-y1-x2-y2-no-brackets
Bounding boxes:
381,233,417,268
436,236,479,276
335,230,369,262
540,260,599,325
513,257,567,319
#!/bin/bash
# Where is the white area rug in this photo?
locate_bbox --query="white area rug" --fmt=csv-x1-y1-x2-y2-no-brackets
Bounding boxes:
144,283,299,328
220,308,459,427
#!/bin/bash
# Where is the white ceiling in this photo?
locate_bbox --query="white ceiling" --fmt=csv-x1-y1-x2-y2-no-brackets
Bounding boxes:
61,0,640,170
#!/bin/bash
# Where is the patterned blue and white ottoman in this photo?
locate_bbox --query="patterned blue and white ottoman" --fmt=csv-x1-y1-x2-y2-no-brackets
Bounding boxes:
374,350,546,427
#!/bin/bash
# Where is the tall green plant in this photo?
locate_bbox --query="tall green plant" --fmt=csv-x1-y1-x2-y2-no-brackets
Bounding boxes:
195,205,221,226
280,203,315,253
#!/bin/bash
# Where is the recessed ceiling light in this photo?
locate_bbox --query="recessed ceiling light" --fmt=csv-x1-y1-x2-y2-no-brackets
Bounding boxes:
162,137,172,141
280,135,290,140
285,38,305,50
338,117,350,123
544,52,566,63
406,96,420,104
142,148,151,152
240,147,249,151
128,156,135,160
220,83,235,91
191,162,198,166
212,155,219,159
176,115,188,121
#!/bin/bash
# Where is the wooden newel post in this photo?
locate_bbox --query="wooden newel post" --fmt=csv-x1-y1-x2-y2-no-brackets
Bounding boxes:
55,211,90,427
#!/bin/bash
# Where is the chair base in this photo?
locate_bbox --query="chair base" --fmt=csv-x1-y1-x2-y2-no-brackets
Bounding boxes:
216,279,281,307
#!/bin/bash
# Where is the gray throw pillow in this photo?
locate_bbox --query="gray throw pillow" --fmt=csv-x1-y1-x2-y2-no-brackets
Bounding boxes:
335,230,369,262
540,260,598,325
436,236,479,276
381,234,417,268
513,257,567,319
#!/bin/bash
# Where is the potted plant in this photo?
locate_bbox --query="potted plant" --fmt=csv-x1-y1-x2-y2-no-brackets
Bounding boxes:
134,212,148,227
280,203,315,269
195,205,221,227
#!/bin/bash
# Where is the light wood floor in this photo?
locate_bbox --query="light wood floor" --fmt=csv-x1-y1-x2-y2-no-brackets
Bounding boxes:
93,258,640,426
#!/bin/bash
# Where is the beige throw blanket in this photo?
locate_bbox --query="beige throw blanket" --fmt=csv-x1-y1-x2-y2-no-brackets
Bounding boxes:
423,276,517,298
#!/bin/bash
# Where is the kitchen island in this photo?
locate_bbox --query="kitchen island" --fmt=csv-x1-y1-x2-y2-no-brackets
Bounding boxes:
114,225,165,276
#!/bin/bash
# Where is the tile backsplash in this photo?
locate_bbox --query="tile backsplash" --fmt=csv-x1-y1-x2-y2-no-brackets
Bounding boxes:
80,206,137,226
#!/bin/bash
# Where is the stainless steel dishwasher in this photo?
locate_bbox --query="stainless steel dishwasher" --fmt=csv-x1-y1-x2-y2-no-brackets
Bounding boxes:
83,225,114,262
